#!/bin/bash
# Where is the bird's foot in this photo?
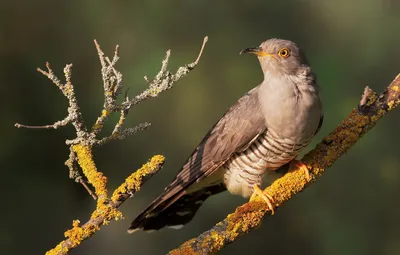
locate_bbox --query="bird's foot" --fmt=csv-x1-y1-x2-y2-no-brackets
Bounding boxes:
250,184,275,214
289,160,311,181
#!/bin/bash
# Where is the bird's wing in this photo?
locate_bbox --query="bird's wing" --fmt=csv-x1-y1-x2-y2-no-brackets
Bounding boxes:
129,87,267,231
161,86,266,200
314,113,324,135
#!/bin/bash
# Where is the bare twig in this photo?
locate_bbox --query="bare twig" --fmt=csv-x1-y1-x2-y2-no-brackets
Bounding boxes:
37,62,64,89
14,37,208,255
14,116,71,129
194,36,208,65
96,122,151,146
77,178,97,200
124,36,209,108
169,73,400,255
91,40,122,135
91,36,208,146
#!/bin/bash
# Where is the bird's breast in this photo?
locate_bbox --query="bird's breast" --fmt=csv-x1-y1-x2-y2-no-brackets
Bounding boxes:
223,130,310,197
259,78,322,142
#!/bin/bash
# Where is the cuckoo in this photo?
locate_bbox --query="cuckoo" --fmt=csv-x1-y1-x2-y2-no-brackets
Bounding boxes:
128,38,323,233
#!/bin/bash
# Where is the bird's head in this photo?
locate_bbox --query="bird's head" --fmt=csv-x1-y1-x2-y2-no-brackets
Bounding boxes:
240,38,310,76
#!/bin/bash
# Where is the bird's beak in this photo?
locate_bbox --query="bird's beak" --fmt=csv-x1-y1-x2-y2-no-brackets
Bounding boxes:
240,47,273,57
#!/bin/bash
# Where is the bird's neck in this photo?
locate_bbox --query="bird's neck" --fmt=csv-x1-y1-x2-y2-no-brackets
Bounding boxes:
263,66,318,96
257,69,321,139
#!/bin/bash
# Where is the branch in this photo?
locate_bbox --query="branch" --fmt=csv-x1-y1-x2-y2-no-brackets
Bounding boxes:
14,37,208,255
46,155,165,255
170,74,400,254
123,36,208,108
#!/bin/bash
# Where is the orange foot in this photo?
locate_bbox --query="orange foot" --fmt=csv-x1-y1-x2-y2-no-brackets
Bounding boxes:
250,184,275,214
289,160,311,181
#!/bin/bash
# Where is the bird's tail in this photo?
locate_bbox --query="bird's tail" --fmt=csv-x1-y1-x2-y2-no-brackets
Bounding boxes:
128,184,225,233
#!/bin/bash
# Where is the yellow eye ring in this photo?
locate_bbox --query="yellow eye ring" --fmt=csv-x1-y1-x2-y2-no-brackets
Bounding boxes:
278,48,290,58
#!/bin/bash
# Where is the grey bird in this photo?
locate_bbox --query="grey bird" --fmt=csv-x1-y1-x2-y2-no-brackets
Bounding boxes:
128,38,323,233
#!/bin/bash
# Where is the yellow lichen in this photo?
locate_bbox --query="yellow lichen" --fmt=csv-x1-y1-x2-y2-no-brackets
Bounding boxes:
101,109,109,117
72,144,108,202
90,204,123,225
111,155,165,203
64,220,84,247
208,231,225,250
45,241,67,255
48,151,164,255
118,115,125,125
64,84,73,96
92,123,101,131
169,239,198,255
366,91,378,106
91,110,110,132
150,87,162,96
387,100,395,109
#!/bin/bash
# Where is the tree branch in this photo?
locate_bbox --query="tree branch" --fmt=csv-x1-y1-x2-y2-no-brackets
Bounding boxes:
14,37,208,255
47,155,165,255
169,73,400,255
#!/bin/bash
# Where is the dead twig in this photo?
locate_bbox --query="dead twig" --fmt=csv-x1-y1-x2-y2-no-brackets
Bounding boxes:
14,37,208,255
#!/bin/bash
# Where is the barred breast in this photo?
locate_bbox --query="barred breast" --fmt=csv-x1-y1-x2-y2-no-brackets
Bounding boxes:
223,129,311,197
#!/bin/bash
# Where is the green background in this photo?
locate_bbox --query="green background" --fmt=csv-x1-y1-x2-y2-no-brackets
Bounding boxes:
2,1,400,254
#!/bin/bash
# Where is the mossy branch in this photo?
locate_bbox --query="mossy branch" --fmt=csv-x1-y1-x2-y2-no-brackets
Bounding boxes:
169,74,400,255
47,155,165,255
14,37,208,255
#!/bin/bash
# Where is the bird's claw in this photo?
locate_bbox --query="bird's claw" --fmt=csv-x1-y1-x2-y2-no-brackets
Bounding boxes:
250,184,275,214
289,160,311,181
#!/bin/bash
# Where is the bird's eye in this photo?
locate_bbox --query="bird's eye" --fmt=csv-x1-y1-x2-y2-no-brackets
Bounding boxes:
278,48,290,58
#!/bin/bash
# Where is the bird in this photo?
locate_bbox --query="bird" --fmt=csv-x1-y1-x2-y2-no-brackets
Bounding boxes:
128,38,323,233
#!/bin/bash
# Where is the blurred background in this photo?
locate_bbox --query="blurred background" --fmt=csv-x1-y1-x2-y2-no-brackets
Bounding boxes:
2,0,400,254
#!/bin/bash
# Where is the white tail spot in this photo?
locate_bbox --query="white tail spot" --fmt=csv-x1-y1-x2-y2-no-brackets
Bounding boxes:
168,224,184,230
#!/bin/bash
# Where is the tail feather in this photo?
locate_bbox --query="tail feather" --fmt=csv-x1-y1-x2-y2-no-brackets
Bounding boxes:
128,184,225,233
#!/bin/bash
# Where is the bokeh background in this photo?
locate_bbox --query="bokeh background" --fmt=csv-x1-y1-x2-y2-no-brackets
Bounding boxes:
2,0,400,254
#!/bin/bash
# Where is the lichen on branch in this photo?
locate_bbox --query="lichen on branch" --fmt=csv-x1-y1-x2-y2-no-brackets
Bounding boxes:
15,37,208,255
46,155,165,255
